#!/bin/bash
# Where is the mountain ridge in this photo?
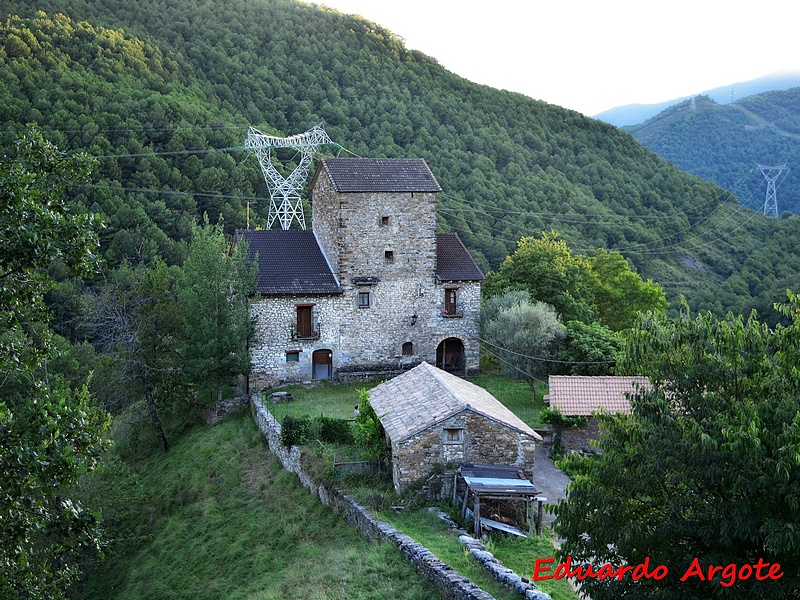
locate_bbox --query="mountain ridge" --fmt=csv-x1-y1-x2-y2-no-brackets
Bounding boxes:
594,70,800,127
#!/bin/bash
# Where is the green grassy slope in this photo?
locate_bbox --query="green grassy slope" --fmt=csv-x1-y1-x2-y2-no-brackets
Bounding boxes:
76,413,440,600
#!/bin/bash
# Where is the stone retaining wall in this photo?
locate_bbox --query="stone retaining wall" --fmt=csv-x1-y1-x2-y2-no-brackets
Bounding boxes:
251,395,495,600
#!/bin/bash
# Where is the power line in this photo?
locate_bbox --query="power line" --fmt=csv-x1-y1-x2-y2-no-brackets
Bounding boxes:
478,336,616,366
74,183,269,203
95,147,245,159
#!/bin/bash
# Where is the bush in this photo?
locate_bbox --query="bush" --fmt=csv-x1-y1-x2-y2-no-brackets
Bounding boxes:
539,406,588,429
280,415,312,446
318,416,355,445
281,415,355,446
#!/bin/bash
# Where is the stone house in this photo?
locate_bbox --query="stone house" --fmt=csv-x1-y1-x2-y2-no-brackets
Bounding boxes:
368,361,542,492
544,375,650,453
241,158,484,390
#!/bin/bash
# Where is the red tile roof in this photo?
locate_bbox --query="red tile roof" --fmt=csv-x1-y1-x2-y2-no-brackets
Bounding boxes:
544,375,650,416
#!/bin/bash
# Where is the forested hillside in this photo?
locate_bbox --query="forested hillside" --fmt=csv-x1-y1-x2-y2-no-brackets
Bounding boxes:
2,0,800,321
628,89,800,215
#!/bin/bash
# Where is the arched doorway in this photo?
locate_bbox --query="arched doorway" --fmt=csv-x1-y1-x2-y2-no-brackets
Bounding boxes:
436,338,465,375
312,349,332,380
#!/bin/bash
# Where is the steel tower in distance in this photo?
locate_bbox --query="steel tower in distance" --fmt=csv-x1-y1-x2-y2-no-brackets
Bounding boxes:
245,124,334,230
757,163,788,218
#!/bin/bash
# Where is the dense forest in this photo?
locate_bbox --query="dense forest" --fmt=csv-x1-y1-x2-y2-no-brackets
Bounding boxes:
2,0,800,323
628,88,800,215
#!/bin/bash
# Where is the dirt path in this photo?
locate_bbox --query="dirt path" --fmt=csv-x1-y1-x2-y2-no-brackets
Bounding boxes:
532,440,571,534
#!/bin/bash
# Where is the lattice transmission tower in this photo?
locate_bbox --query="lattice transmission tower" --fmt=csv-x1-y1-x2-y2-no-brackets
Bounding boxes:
757,163,788,218
244,124,335,230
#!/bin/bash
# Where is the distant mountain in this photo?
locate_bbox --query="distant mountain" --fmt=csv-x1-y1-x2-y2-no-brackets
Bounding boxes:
3,0,800,324
594,71,800,127
626,87,800,215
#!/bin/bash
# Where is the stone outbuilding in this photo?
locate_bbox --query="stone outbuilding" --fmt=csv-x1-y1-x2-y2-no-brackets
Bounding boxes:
241,158,484,390
544,375,650,453
368,361,542,493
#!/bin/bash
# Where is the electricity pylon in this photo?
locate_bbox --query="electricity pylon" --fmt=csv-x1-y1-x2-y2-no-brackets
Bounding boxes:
757,163,788,218
244,124,334,230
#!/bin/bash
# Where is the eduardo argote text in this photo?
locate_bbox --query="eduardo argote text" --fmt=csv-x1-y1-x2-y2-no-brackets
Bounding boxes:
533,556,784,587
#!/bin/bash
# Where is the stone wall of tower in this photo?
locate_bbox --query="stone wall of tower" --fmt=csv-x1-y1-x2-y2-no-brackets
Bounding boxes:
310,171,340,274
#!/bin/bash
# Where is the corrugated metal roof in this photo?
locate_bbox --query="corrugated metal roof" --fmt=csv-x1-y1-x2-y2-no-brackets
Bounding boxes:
436,233,485,282
320,158,442,193
237,229,341,295
544,375,650,416
369,362,540,443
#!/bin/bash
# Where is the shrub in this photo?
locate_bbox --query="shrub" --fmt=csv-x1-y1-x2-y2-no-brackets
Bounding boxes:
280,415,312,446
318,415,355,445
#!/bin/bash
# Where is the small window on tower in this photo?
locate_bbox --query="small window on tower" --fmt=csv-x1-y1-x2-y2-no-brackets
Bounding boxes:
384,250,394,262
357,290,371,308
381,216,390,227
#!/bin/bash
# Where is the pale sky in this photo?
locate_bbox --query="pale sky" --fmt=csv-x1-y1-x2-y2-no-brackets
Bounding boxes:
317,0,800,116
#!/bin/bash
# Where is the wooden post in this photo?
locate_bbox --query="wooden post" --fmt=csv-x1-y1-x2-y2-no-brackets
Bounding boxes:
473,494,481,536
452,471,458,507
534,496,547,536
461,485,470,520
528,498,534,537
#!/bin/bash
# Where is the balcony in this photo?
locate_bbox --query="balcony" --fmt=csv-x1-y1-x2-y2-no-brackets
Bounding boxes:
290,323,321,340
441,306,463,318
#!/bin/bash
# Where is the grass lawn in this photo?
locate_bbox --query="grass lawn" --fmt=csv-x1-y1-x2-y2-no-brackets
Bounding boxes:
465,373,549,428
265,380,378,422
78,413,441,600
265,372,549,429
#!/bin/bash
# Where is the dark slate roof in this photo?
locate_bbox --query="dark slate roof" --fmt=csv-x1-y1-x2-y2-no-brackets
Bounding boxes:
237,229,341,295
319,158,442,193
436,233,485,282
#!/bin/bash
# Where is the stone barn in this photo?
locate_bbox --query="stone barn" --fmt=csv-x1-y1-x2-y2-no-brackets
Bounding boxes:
241,158,484,390
544,375,650,453
368,362,541,492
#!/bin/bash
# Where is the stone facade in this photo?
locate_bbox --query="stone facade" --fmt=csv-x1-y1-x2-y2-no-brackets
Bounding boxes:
247,159,483,390
559,416,602,454
392,410,537,492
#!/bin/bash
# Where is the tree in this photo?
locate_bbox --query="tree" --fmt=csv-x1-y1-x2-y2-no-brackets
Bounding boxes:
553,299,800,599
483,232,597,324
178,217,254,403
557,320,621,376
87,259,182,452
481,290,564,400
0,127,109,599
588,249,668,331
